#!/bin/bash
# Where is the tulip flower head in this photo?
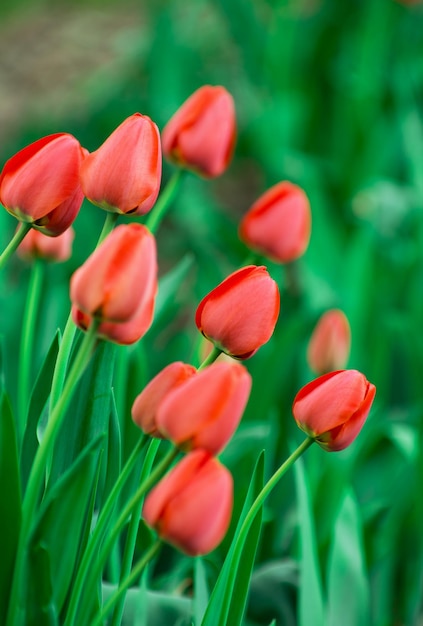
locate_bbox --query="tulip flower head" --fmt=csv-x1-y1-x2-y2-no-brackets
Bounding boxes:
143,450,233,556
80,113,162,215
195,265,280,359
162,85,236,178
307,309,351,374
292,370,376,452
17,227,74,263
0,133,85,236
239,181,311,264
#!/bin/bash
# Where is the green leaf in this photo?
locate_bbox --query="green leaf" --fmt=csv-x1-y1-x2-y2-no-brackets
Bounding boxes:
327,489,370,626
99,390,121,509
153,254,194,328
25,543,58,626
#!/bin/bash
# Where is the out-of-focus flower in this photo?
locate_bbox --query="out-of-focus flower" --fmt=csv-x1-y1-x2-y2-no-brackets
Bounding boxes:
143,449,233,556
0,133,85,236
195,265,280,359
292,370,376,452
132,362,197,437
80,113,162,215
17,227,74,263
307,309,351,374
162,85,236,178
239,181,311,263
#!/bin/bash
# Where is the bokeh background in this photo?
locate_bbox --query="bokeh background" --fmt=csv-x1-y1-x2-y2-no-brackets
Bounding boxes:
1,0,423,624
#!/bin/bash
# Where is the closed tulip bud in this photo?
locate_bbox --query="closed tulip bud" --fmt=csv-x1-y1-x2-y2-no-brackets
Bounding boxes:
162,85,236,178
131,362,197,437
17,227,74,263
156,361,251,454
0,133,85,236
307,309,351,374
80,113,162,215
70,224,157,342
239,181,311,263
143,450,233,556
292,370,376,452
195,265,280,359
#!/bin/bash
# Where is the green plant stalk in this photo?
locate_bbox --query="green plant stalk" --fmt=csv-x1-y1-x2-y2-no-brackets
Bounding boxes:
91,540,162,626
6,321,100,626
144,170,185,234
197,346,222,370
0,222,31,271
215,436,315,626
18,258,44,442
110,439,162,626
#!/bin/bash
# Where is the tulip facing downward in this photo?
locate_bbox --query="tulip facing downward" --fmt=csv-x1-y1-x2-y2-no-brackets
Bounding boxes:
292,370,376,452
143,450,233,556
307,309,351,374
195,265,280,359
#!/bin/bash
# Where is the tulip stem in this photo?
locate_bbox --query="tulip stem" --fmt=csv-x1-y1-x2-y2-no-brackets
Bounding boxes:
98,212,120,244
197,345,222,370
0,222,31,270
145,170,185,234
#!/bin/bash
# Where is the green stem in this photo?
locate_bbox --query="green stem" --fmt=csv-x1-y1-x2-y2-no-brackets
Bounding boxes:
197,346,222,370
92,540,162,626
144,170,185,234
18,258,44,442
0,222,31,271
98,212,120,244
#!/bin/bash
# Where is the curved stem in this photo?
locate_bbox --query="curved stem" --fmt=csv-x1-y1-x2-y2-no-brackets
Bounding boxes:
144,170,185,234
98,212,120,244
0,222,31,271
197,345,222,370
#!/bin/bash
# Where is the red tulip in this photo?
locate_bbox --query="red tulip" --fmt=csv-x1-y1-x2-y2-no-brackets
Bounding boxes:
292,370,376,452
195,265,280,359
131,362,197,437
143,450,233,556
17,227,74,262
307,309,351,374
80,113,162,215
0,133,85,236
162,85,236,178
156,361,252,454
239,181,311,263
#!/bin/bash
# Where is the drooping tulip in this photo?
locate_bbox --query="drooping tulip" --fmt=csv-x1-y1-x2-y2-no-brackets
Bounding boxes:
307,309,351,374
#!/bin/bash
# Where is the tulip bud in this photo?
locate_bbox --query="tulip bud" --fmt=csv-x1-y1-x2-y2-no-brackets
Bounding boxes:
131,362,197,437
195,265,280,359
239,181,311,263
143,450,233,556
156,361,252,454
70,223,157,343
17,227,74,263
307,309,351,375
292,370,376,452
162,85,236,178
0,133,85,236
80,113,162,215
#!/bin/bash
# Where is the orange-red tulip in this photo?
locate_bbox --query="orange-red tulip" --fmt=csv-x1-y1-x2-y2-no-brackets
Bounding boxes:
195,265,280,359
17,227,74,262
156,361,252,454
239,181,311,263
0,133,85,236
162,85,236,178
143,450,233,556
292,370,376,452
80,113,162,215
132,362,197,437
307,309,351,374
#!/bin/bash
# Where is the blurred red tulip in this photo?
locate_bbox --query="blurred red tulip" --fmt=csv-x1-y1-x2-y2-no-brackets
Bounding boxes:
307,309,351,374
17,227,74,262
80,113,162,215
195,265,280,359
143,450,233,555
162,85,236,178
292,370,376,451
239,181,311,263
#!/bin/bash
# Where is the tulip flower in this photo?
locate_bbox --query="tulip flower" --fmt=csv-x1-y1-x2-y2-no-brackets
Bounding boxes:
307,309,351,374
131,362,197,437
195,265,280,359
0,133,85,236
239,181,311,263
162,85,236,178
17,227,74,263
70,223,157,343
292,370,376,452
143,450,233,555
156,361,252,454
79,113,162,215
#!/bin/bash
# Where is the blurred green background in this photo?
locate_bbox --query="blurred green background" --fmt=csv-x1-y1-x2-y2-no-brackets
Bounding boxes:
1,0,423,624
